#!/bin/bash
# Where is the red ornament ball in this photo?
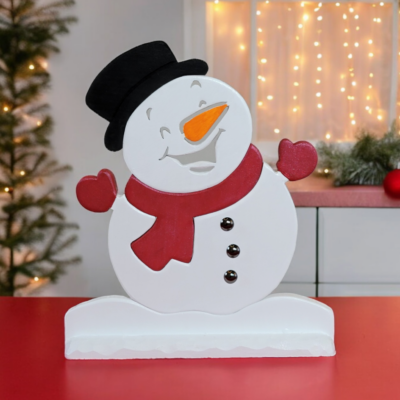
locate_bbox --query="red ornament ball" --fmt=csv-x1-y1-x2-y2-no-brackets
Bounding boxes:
383,170,400,199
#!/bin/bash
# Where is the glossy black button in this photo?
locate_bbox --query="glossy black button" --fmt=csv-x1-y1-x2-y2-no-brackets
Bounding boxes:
220,217,234,231
227,244,240,258
224,270,237,284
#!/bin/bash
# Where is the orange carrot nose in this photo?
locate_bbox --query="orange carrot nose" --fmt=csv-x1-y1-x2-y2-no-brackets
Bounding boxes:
183,104,228,143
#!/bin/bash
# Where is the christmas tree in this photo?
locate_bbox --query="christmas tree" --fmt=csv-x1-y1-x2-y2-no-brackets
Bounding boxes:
0,0,80,296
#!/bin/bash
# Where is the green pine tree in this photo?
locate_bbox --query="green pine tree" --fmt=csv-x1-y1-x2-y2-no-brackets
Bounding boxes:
0,0,80,296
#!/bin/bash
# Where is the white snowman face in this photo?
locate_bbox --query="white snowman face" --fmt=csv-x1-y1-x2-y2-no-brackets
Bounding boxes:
123,76,252,193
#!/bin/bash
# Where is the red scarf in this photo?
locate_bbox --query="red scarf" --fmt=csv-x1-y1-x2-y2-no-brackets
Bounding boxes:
125,144,263,271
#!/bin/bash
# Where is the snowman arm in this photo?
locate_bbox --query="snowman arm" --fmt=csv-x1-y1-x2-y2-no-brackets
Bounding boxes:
76,169,118,212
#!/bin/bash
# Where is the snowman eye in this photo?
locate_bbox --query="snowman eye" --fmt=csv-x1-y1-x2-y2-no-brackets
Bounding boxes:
160,127,171,139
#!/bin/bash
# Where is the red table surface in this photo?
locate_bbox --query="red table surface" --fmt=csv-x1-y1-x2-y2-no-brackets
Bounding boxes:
1,297,400,400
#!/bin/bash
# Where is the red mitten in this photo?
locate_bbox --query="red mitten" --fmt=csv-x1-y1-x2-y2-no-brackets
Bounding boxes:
76,169,118,212
276,139,318,181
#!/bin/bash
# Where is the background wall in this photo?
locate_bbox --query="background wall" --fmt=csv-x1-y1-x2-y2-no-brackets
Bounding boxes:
37,0,184,296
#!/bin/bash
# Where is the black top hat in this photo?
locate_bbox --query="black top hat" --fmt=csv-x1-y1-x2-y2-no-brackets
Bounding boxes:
86,41,208,151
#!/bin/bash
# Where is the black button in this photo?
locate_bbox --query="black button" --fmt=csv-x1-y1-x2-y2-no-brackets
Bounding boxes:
224,270,237,284
220,217,234,231
227,244,240,258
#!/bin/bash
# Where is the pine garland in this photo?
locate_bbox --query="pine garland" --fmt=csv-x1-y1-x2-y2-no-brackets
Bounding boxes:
0,0,80,296
317,124,400,186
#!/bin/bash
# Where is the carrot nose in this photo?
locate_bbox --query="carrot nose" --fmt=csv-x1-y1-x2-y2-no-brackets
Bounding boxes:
183,104,228,142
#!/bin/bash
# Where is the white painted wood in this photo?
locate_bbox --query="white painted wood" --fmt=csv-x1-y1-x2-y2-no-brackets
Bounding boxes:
319,283,400,297
123,76,253,193
283,207,316,283
65,294,335,359
319,208,400,283
109,165,297,314
389,0,398,125
273,283,316,297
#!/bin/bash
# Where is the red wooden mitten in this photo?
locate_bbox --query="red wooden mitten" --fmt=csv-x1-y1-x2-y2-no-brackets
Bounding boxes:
276,139,318,181
76,169,117,212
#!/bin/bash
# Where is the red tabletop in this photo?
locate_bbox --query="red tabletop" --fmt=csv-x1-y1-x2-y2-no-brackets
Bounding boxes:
1,297,400,400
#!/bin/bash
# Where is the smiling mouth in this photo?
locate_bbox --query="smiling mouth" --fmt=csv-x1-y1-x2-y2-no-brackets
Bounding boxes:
159,128,225,172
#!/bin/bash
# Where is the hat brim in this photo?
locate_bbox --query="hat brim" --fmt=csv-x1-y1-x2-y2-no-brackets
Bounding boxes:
104,59,208,151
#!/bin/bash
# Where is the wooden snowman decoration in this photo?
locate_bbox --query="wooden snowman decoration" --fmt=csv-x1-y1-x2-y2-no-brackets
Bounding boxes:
65,41,335,359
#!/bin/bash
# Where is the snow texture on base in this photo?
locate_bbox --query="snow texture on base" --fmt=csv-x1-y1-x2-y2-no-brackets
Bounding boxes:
65,294,335,359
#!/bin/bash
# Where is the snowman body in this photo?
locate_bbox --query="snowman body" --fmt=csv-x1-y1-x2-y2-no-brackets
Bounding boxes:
109,163,297,314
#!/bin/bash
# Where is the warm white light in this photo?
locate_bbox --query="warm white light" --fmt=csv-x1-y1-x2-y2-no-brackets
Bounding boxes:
378,115,382,120
348,54,353,59
256,10,261,15
344,28,349,33
3,106,9,112
258,101,263,106
4,187,9,192
294,82,299,86
296,36,300,40
300,2,304,7
29,64,34,70
274,128,280,133
277,25,282,29
380,2,384,5
36,121,42,126
293,95,297,100
354,42,359,47
293,108,298,112
369,73,373,77
349,7,354,12
316,92,321,97
240,45,245,50
214,0,219,3
324,168,329,173
356,26,360,30
341,88,345,92
267,95,273,100
34,277,39,282
314,41,319,46
369,53,373,57
343,13,347,19
258,28,262,32
317,104,322,109
303,14,309,21
368,39,373,44
20,171,25,176
317,16,323,21
352,81,356,86
316,79,321,84
298,24,303,28
336,2,340,6
368,85,372,89
294,66,299,70
351,120,356,125
325,133,331,139
295,54,300,59
317,67,322,71
350,113,355,118
318,2,322,6
315,8,320,12
365,106,370,110
261,58,267,63
344,43,348,47
355,15,359,19
377,18,381,23
317,54,322,59
366,96,370,100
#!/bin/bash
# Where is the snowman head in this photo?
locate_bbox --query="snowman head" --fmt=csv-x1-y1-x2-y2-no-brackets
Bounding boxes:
123,76,252,192
86,41,252,193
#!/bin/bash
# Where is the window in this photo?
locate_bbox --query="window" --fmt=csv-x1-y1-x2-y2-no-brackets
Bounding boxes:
184,0,399,160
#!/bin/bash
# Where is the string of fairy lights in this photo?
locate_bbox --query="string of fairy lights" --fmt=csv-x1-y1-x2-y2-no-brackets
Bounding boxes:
2,58,48,287
213,0,392,142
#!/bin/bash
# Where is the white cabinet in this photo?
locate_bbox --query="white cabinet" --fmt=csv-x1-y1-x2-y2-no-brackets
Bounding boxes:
283,208,316,283
319,208,400,283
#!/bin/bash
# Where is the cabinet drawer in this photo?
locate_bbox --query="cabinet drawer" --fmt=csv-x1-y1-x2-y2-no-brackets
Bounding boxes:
319,208,400,283
319,283,400,296
282,208,316,283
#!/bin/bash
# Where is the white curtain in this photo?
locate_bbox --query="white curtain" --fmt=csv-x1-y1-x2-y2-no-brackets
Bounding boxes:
207,1,395,143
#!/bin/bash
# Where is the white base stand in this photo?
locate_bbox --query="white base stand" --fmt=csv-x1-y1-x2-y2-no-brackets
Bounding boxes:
65,294,335,359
